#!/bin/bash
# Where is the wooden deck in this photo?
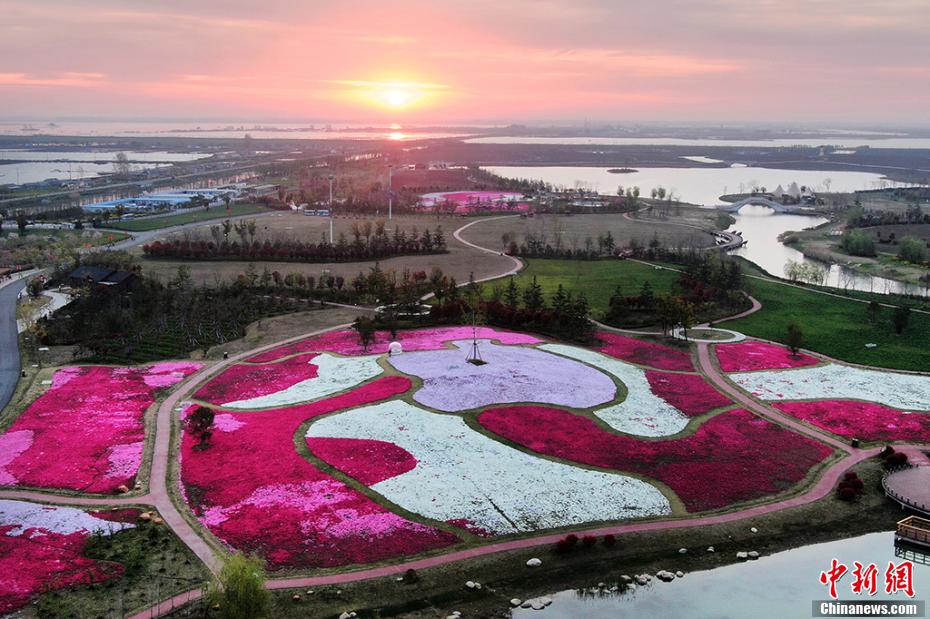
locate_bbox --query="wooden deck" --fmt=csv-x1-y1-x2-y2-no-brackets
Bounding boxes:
896,515,930,548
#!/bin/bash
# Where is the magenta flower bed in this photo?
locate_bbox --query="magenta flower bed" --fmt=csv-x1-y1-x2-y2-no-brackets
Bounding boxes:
774,400,930,443
596,331,695,371
307,438,418,485
478,406,833,512
248,326,542,362
716,341,819,373
0,506,137,614
0,362,201,493
180,376,459,569
645,371,732,416
194,353,319,405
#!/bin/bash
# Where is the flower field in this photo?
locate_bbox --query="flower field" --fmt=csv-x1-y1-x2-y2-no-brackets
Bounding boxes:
193,353,319,405
388,340,616,412
596,331,695,371
478,406,834,512
220,353,383,409
0,500,135,614
645,371,732,416
773,400,930,443
418,191,530,213
716,341,819,373
730,364,930,410
180,376,460,569
0,362,201,493
541,344,690,436
307,401,671,534
247,326,541,362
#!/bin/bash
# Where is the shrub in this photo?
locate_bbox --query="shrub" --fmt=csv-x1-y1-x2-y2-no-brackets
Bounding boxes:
837,486,858,501
564,534,579,546
602,534,617,547
554,539,574,554
898,236,928,264
841,229,876,257
581,535,597,548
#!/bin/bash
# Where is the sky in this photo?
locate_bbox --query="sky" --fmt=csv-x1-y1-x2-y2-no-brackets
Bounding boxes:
1,0,929,125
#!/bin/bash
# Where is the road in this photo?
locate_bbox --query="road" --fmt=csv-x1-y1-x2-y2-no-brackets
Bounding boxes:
0,277,27,413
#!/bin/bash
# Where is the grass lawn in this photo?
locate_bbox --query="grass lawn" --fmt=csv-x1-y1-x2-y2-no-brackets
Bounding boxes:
107,203,268,231
726,276,930,371
504,258,681,315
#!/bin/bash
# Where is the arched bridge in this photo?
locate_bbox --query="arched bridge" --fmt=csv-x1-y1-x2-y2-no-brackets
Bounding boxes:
716,197,809,214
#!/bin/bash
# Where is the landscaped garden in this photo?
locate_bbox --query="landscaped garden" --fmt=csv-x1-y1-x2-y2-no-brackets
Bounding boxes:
176,326,837,570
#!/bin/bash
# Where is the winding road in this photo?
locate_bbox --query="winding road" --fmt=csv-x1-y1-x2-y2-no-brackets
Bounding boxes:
3,217,930,618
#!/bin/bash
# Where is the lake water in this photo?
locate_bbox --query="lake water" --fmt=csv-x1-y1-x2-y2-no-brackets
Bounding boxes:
470,136,930,149
484,165,899,206
486,165,926,295
0,150,212,184
511,532,929,618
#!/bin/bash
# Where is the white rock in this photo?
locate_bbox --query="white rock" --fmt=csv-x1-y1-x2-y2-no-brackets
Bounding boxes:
474,582,482,590
676,571,685,578
748,551,760,559
706,546,715,553
465,581,476,589
609,586,619,592
627,584,637,591
656,570,676,582
526,557,542,567
736,551,749,560
521,601,532,608
750,527,758,533
635,575,649,585
621,575,632,583
597,582,606,588
531,601,545,610
678,547,688,554
339,613,352,619
510,599,523,607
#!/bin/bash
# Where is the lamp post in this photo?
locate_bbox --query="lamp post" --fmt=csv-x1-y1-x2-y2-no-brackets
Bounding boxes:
387,164,393,221
327,174,335,244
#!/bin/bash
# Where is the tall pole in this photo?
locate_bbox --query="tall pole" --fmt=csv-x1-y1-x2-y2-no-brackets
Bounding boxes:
388,164,393,221
328,174,334,244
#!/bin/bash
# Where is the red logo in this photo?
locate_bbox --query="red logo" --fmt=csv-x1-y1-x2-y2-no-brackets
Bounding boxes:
819,559,915,599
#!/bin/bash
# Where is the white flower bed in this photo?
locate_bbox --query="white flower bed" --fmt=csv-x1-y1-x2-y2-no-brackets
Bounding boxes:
222,353,383,409
307,401,671,534
731,363,930,410
0,499,133,537
387,340,616,412
541,344,690,437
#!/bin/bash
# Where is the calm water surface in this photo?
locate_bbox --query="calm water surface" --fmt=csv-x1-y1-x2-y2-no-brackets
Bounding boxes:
511,532,929,618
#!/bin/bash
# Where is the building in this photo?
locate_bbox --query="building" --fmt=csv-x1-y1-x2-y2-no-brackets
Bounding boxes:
67,266,136,291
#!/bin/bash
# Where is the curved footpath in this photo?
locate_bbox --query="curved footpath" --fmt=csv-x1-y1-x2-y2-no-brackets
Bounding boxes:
4,217,928,618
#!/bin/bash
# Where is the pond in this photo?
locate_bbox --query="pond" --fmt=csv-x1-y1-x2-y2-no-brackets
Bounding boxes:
511,532,929,618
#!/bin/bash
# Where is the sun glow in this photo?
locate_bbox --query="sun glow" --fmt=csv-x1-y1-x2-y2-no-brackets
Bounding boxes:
342,79,446,112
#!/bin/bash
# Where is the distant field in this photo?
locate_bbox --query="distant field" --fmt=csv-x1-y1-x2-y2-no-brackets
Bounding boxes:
726,276,930,371
502,258,681,316
106,203,268,231
458,211,717,253
0,228,128,245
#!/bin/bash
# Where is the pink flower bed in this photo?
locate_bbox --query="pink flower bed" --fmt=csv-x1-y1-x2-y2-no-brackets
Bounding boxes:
645,371,732,416
180,376,459,569
307,438,418,485
0,362,201,493
596,331,695,371
194,354,319,405
0,504,137,614
774,400,930,443
418,191,531,213
248,326,542,363
716,341,819,373
478,406,833,512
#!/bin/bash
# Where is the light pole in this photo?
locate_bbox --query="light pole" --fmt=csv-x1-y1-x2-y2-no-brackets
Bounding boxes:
387,164,393,221
328,174,335,244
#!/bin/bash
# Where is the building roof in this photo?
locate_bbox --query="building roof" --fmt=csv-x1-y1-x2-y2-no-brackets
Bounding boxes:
68,266,134,285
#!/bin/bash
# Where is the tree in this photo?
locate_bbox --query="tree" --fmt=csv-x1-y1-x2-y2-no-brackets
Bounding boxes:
188,406,215,450
205,553,271,619
867,300,882,324
638,280,655,310
16,211,27,236
898,236,928,264
892,306,911,335
504,276,519,309
522,276,545,312
785,323,803,358
113,152,132,178
605,285,630,324
840,229,876,257
353,316,377,351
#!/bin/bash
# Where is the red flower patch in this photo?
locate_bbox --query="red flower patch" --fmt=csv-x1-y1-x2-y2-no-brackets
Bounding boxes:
774,400,930,443
180,376,459,570
645,371,731,416
479,406,833,512
307,437,418,485
194,354,319,405
248,326,541,363
0,526,123,614
716,341,819,373
596,332,695,371
0,363,200,493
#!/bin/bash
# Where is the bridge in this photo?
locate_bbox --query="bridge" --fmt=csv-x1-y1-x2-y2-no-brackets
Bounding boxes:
716,196,810,214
